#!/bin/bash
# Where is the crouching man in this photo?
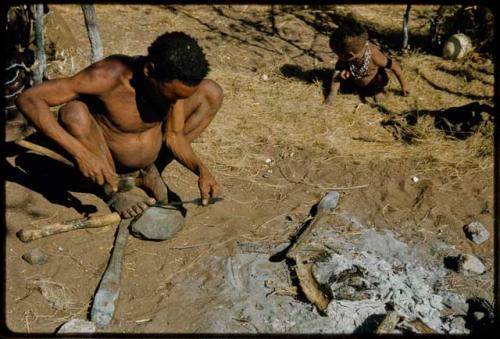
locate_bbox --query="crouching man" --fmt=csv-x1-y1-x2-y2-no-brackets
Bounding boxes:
16,31,223,219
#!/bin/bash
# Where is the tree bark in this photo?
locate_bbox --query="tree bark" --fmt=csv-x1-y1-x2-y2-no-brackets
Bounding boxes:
403,4,411,50
81,4,104,63
33,4,47,84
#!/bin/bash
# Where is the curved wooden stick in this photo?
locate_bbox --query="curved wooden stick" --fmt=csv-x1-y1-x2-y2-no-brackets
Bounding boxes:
14,139,136,192
17,212,121,242
14,139,74,166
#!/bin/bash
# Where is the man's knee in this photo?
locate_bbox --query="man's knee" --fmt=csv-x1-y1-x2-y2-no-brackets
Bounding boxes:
58,101,93,135
199,79,223,114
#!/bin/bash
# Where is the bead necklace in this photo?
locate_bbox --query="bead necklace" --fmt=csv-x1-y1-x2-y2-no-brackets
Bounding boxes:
349,42,371,80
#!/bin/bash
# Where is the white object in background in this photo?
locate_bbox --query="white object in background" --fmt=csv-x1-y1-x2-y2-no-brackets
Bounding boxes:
442,33,473,60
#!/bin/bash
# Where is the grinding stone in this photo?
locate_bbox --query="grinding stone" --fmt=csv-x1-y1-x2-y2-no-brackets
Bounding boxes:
131,206,185,241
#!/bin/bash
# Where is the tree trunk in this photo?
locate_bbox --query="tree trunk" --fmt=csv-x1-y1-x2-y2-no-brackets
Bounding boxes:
81,4,104,63
33,4,46,84
403,4,411,50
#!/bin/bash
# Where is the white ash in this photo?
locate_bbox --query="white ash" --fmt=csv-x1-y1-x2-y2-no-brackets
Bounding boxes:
147,227,470,334
312,251,445,332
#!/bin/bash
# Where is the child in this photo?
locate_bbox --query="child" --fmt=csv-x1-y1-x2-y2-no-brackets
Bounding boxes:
325,17,410,105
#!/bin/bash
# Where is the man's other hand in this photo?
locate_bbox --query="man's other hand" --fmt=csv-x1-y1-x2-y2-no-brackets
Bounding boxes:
198,170,220,206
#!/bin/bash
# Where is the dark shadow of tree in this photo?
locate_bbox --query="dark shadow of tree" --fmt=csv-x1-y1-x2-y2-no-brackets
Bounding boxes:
163,5,437,61
376,102,494,144
161,5,443,101
280,64,334,97
285,8,435,54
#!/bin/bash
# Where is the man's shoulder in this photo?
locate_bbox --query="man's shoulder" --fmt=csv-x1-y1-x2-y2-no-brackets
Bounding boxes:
81,55,142,81
98,54,142,70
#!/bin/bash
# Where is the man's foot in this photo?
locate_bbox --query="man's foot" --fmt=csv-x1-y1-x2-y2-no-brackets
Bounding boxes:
135,164,169,203
108,186,156,219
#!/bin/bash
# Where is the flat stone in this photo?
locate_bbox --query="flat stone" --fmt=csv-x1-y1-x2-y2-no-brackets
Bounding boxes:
446,316,468,334
463,222,489,245
457,254,485,275
130,206,185,241
441,292,469,315
22,247,48,266
56,319,96,334
473,312,485,321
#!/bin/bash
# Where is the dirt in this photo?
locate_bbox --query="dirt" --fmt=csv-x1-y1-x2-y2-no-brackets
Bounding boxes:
4,4,494,334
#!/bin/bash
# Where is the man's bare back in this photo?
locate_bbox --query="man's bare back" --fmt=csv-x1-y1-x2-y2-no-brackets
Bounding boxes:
16,32,223,218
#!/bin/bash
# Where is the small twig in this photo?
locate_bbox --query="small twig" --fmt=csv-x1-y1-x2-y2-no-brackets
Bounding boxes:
169,242,211,250
253,212,289,231
310,183,369,191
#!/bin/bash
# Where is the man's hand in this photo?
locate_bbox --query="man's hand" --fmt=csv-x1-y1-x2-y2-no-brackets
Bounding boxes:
198,169,220,206
74,148,119,191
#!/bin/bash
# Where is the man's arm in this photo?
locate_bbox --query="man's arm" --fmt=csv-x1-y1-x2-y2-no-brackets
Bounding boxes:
371,47,410,96
164,100,220,205
15,59,121,190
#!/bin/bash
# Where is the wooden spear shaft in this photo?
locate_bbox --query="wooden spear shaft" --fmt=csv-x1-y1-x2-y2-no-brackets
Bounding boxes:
17,212,121,242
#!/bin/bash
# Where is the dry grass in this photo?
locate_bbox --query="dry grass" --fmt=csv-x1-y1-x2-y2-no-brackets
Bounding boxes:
44,4,494,190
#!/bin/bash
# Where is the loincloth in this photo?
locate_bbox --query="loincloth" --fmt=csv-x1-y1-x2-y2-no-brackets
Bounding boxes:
340,67,389,97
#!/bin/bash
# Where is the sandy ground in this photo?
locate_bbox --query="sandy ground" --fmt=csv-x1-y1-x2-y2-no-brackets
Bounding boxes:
4,4,495,334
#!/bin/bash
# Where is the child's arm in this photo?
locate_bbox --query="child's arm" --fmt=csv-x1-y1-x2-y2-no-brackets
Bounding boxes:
372,48,410,96
325,61,349,105
325,71,341,105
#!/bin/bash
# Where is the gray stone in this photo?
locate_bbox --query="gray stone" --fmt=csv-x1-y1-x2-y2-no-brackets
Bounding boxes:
22,247,48,266
130,206,185,241
473,311,485,321
463,222,489,245
457,254,485,275
444,316,469,334
56,319,96,334
441,292,469,315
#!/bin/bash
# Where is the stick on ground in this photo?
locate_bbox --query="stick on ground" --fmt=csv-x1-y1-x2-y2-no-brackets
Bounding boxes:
17,213,121,242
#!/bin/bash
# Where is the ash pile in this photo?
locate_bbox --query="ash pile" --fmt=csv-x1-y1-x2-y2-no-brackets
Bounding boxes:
308,228,467,333
199,226,490,334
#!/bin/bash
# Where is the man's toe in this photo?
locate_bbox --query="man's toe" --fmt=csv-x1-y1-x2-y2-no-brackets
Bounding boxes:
133,205,144,215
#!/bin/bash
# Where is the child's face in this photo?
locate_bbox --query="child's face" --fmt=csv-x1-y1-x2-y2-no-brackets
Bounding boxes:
333,36,368,62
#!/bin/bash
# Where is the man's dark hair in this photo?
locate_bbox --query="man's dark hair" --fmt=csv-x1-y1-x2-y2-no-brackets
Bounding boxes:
329,16,368,52
147,31,209,86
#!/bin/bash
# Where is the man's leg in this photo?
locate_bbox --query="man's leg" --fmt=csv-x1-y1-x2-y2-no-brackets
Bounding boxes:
58,100,115,171
138,80,223,202
58,100,155,218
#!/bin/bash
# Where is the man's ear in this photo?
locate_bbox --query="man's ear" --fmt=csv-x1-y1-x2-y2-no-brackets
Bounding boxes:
144,62,155,77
